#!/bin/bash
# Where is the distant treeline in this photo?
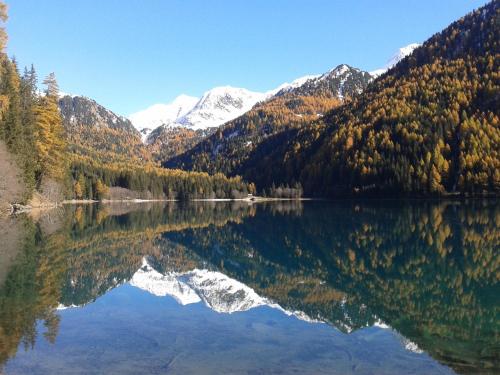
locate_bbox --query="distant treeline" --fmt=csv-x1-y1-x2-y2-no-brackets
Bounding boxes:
71,156,254,200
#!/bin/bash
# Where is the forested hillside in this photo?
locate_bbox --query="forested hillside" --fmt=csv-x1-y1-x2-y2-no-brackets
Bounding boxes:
2,1,497,202
165,65,369,177
147,126,214,162
59,95,151,165
237,1,499,197
0,1,252,206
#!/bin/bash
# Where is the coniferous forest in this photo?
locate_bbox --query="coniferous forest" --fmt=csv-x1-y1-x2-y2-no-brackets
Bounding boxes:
235,2,499,197
0,1,251,206
0,1,498,374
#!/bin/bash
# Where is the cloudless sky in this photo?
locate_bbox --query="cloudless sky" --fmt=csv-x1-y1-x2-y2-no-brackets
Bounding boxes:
5,0,490,116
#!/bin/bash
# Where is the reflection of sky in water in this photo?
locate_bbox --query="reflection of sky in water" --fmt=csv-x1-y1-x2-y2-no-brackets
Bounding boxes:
7,284,453,375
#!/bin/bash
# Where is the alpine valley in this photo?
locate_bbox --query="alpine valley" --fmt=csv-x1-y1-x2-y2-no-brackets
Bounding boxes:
0,1,498,210
0,2,499,375
55,50,414,195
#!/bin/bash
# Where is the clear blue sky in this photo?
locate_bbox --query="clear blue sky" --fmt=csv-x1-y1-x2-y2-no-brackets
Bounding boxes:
5,0,490,116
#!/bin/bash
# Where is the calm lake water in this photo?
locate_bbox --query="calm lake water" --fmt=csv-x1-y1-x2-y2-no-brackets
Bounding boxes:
0,200,498,374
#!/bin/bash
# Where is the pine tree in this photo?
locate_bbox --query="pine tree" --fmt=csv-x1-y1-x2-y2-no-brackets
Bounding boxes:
42,72,59,97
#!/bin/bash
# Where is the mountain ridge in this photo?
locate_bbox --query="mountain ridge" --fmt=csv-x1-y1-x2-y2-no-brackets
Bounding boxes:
163,64,371,175
370,43,421,76
235,1,499,197
128,44,419,139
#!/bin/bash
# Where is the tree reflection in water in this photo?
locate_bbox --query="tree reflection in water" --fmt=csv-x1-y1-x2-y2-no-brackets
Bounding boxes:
0,200,498,374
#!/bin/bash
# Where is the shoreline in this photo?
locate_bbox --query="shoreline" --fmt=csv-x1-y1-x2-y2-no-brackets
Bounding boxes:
4,194,497,217
2,196,310,216
64,196,311,204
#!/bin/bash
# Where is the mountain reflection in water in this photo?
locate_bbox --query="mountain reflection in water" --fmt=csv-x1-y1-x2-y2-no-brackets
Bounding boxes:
0,200,498,374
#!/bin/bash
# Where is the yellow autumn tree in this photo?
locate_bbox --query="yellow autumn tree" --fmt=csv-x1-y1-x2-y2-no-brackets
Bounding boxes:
33,74,67,181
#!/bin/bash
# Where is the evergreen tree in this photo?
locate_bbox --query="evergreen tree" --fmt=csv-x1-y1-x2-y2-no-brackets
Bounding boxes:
42,72,59,97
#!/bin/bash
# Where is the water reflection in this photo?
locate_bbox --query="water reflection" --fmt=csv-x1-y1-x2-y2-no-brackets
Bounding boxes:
0,200,498,374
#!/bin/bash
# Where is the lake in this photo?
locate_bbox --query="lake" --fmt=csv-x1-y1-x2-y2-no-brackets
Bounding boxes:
0,200,498,374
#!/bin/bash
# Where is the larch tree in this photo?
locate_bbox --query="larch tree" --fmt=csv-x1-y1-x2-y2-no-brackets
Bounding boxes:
33,74,67,182
42,72,59,98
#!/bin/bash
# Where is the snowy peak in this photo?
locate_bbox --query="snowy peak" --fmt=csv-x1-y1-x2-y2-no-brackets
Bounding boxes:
128,87,265,137
386,43,421,68
129,258,267,313
128,94,199,141
370,43,421,77
177,86,266,131
324,64,351,77
266,74,321,96
129,258,322,320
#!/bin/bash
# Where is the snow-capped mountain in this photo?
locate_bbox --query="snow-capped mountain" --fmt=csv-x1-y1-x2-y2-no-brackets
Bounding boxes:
128,94,199,141
129,45,414,145
129,68,369,145
177,86,267,131
130,258,321,321
370,43,421,77
128,87,266,140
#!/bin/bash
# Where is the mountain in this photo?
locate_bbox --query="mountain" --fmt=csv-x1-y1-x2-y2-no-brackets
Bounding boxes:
56,95,252,202
235,1,499,197
59,95,138,134
129,87,267,161
178,86,267,130
273,64,372,99
58,95,152,164
164,64,371,175
146,126,215,163
130,87,266,134
370,43,421,77
129,87,266,139
131,258,322,322
128,94,199,141
124,48,414,166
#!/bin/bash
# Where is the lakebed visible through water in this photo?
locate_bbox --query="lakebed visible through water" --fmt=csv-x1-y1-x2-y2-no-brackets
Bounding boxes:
0,200,498,374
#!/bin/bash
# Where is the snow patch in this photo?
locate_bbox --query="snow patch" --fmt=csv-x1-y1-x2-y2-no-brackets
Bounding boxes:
177,86,266,131
402,338,424,354
370,43,421,77
129,94,199,140
266,74,321,96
